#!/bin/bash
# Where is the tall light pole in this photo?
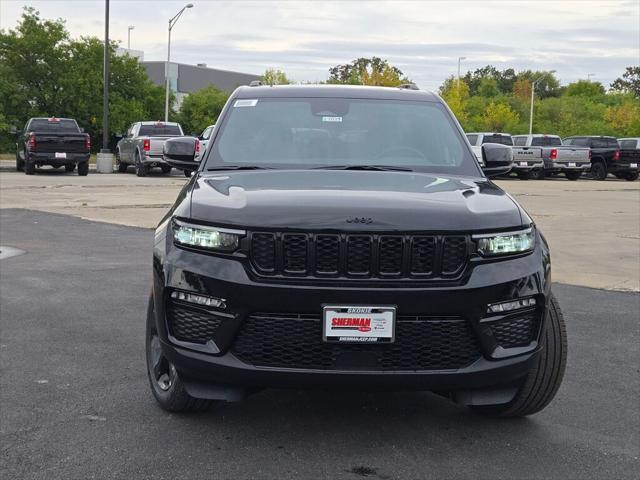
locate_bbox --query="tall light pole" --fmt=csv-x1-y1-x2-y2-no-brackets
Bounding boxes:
165,4,193,122
529,70,556,135
102,0,110,152
127,25,135,49
457,56,466,95
587,73,595,82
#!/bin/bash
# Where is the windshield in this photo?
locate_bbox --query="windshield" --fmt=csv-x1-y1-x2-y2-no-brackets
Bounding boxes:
482,134,513,146
28,119,80,133
138,124,182,137
205,97,480,176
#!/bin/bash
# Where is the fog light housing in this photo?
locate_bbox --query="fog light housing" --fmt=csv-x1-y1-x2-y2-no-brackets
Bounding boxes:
171,291,226,309
487,297,536,314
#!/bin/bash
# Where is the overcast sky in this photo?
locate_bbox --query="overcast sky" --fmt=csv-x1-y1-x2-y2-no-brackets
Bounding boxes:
1,0,638,90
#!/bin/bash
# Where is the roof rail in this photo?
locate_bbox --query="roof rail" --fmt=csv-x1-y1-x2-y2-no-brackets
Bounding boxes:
249,80,263,87
398,83,419,90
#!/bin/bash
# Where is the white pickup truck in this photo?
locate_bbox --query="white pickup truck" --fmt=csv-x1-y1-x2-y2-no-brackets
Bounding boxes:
465,132,544,179
512,134,591,180
116,121,185,177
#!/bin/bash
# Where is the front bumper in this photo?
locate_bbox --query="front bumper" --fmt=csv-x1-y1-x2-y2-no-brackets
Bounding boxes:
152,227,551,395
29,151,89,166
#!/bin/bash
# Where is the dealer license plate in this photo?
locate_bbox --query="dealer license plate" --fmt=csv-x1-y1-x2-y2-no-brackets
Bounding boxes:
568,162,576,167
631,163,638,169
519,162,527,166
55,152,66,159
323,306,395,344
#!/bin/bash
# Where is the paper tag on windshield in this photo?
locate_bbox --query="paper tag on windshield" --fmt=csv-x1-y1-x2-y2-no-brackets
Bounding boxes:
322,116,342,122
234,99,258,107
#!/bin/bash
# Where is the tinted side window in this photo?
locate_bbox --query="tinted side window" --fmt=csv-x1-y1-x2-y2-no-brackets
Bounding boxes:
620,139,638,149
513,136,527,146
568,138,589,147
591,138,618,148
466,134,478,145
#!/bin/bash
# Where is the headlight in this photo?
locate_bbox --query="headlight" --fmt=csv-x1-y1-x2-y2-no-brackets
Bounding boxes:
172,219,244,252
473,227,534,256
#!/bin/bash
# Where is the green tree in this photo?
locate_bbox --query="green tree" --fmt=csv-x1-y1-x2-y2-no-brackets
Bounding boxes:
610,67,640,97
328,57,410,86
440,76,470,124
0,7,167,152
564,80,605,97
478,77,500,97
176,85,230,135
262,68,291,85
478,102,520,132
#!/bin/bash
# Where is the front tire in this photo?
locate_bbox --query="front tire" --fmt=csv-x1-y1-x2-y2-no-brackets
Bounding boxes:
16,150,24,172
517,172,531,180
184,169,192,178
565,172,581,181
161,165,172,174
470,294,567,417
116,150,128,173
65,164,76,173
533,169,546,180
625,172,639,181
145,295,217,413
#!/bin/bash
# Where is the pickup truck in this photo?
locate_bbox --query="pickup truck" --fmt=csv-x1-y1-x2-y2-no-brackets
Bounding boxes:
512,134,591,181
115,121,184,176
564,136,638,181
15,117,90,175
466,132,543,179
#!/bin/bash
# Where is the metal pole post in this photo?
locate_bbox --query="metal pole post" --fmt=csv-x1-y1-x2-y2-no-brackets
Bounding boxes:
529,80,535,136
102,0,110,152
127,28,131,49
164,24,171,122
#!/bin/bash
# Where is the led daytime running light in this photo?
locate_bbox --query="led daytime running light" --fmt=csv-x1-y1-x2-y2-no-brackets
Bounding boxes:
487,297,536,314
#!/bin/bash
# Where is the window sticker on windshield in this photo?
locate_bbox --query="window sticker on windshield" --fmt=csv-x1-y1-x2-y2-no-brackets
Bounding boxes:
322,116,342,123
234,99,258,107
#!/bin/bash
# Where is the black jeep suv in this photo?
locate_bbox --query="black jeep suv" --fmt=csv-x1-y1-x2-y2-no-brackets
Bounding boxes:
147,85,566,417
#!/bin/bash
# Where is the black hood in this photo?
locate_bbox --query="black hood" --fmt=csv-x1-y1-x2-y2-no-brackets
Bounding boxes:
188,170,523,232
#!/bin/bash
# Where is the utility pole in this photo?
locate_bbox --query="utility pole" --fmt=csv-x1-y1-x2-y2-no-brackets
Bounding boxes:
529,70,556,135
587,73,595,82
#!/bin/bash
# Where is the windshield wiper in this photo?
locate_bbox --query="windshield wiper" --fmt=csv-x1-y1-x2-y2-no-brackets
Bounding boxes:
312,165,413,172
206,165,272,171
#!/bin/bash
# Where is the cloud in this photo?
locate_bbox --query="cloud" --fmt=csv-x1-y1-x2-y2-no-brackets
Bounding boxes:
1,0,637,89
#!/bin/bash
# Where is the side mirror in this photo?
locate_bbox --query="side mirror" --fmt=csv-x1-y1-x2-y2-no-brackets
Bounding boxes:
481,143,513,177
79,127,85,133
163,136,199,172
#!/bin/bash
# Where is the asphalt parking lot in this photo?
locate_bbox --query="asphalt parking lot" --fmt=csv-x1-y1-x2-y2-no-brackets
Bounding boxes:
1,208,638,480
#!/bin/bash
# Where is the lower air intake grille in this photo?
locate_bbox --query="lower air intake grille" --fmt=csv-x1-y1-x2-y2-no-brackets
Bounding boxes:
490,313,538,348
231,314,481,370
166,302,223,344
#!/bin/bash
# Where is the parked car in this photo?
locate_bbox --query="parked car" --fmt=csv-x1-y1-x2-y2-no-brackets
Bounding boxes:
198,124,215,154
466,132,543,179
618,138,640,150
148,84,567,418
14,117,90,176
512,134,591,181
564,136,638,181
115,121,184,176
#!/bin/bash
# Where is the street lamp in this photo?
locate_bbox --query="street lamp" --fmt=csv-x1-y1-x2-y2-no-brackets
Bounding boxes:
457,56,466,95
127,25,135,49
587,73,595,82
529,70,556,135
164,3,193,122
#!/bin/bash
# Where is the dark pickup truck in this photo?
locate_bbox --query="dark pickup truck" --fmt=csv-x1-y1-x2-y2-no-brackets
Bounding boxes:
563,136,638,181
15,117,91,175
